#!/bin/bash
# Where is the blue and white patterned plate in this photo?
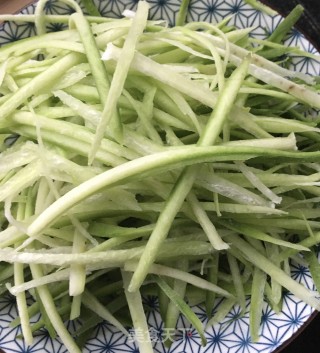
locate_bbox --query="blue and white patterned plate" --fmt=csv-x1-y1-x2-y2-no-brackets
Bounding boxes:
0,1,319,353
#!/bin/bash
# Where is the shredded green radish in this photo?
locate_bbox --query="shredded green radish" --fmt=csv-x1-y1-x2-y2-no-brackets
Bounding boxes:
0,0,320,351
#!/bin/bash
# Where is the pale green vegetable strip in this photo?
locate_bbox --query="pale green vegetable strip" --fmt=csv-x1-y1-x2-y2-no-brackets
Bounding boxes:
0,60,8,87
122,89,162,144
304,252,320,294
227,253,246,313
80,0,101,16
9,268,71,295
12,197,33,346
12,40,85,55
13,263,33,345
265,243,282,308
70,294,82,320
222,133,296,150
33,288,57,338
223,222,310,252
69,229,86,297
0,141,38,177
176,0,191,26
29,264,81,353
249,267,267,342
82,289,128,335
225,234,320,310
187,192,229,250
238,87,297,101
35,0,82,34
69,12,110,104
164,259,188,346
177,27,228,90
90,1,149,161
10,112,136,162
0,14,119,24
0,161,41,202
206,297,236,327
0,53,84,121
0,30,80,60
252,116,320,133
205,254,219,317
155,275,207,346
0,240,214,266
196,30,316,85
122,271,154,353
0,227,25,249
103,46,219,109
152,83,201,134
124,261,232,297
128,56,250,292
26,145,313,237
268,4,304,43
244,0,277,15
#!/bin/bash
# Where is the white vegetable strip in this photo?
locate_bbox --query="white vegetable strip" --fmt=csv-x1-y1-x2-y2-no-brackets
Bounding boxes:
53,90,101,126
236,161,282,205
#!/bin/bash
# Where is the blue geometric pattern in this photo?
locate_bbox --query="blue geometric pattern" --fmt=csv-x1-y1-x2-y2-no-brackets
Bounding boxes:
0,1,319,353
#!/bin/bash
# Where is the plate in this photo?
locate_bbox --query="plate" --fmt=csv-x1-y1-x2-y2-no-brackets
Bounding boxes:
0,1,319,353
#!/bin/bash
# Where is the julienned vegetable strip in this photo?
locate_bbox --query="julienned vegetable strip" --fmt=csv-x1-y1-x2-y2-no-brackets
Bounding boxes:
249,267,267,342
122,271,154,353
34,0,82,35
0,1,320,351
154,275,207,346
0,53,84,121
90,0,150,160
79,0,101,16
0,241,215,266
82,290,128,335
128,56,250,292
29,264,81,353
225,234,320,310
124,261,232,297
26,146,320,237
70,12,111,105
